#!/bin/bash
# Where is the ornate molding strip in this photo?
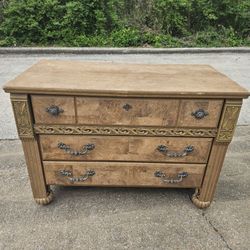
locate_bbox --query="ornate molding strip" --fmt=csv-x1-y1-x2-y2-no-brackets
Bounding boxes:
216,100,242,142
11,94,34,138
34,125,217,137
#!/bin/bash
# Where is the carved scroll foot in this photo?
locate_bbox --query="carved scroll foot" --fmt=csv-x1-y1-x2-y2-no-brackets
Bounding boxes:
34,190,53,205
191,188,211,209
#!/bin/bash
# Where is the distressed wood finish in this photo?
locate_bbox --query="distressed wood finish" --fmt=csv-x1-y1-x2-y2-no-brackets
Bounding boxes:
10,94,53,204
31,95,75,124
3,60,249,207
22,138,52,204
40,135,212,163
3,60,249,98
44,161,206,188
177,99,223,128
192,142,228,208
76,97,179,126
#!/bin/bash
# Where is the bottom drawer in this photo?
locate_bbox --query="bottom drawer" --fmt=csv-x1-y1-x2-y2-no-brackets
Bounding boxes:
44,162,206,188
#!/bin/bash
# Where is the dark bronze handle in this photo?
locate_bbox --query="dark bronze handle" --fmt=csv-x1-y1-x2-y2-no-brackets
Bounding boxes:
192,109,208,119
157,145,194,157
123,103,132,111
46,105,64,116
154,171,188,184
58,142,95,156
59,169,95,182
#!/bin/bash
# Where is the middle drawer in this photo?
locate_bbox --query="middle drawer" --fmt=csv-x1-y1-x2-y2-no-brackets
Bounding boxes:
40,135,212,163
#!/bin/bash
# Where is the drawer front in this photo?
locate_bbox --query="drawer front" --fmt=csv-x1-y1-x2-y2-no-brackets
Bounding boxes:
40,135,212,163
177,99,223,128
32,95,75,124
44,162,206,188
76,97,179,126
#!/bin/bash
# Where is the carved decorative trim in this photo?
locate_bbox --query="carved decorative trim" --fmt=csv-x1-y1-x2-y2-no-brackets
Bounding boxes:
191,188,211,209
11,94,34,138
216,100,242,142
35,191,53,205
34,125,217,137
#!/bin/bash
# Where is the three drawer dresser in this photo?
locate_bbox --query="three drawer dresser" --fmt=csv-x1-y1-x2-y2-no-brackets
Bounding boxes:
3,60,249,208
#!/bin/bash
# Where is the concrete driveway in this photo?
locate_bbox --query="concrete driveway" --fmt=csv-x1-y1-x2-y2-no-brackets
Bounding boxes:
0,52,249,250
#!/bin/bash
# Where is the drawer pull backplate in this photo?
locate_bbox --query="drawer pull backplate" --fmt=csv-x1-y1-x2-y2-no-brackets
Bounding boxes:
123,103,132,111
59,169,95,182
154,171,188,184
46,105,64,116
58,142,95,156
157,145,194,157
191,109,208,119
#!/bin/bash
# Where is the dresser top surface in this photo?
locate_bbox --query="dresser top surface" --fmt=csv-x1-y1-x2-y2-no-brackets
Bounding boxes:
4,59,249,98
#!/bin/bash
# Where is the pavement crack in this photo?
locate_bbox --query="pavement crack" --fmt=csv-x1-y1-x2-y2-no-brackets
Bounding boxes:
202,212,233,250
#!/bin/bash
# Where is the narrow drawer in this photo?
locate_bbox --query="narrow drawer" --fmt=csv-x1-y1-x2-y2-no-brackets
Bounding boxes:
44,161,206,188
31,95,75,124
76,97,179,126
177,99,223,128
40,135,212,163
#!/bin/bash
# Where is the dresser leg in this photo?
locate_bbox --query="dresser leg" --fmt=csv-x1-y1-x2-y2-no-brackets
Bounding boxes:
22,138,53,205
192,142,228,208
10,94,53,205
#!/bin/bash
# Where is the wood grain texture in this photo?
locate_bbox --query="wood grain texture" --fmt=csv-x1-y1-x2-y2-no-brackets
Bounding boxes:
43,161,206,188
76,97,179,126
4,60,250,98
40,135,212,163
22,138,50,200
31,95,75,124
194,142,228,204
4,61,249,208
177,99,223,128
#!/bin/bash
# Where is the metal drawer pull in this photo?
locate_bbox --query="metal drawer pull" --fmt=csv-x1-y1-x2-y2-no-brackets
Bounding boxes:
157,145,194,157
60,169,72,176
58,142,95,156
46,105,64,116
59,169,95,182
191,109,208,119
123,103,132,111
154,170,188,184
154,171,188,184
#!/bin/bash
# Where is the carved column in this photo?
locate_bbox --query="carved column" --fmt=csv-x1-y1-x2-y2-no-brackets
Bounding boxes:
192,99,242,208
11,94,53,204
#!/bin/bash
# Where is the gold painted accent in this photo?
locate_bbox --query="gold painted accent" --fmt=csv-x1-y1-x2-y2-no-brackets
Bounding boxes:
191,188,211,209
11,95,34,138
34,125,217,137
216,100,242,142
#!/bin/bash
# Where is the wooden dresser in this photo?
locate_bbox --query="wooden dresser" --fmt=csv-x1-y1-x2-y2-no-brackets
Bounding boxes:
3,60,249,208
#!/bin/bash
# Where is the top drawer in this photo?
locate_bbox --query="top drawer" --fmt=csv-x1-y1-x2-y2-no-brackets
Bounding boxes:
32,95,76,124
76,97,223,128
177,99,223,128
31,95,223,128
76,97,179,126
